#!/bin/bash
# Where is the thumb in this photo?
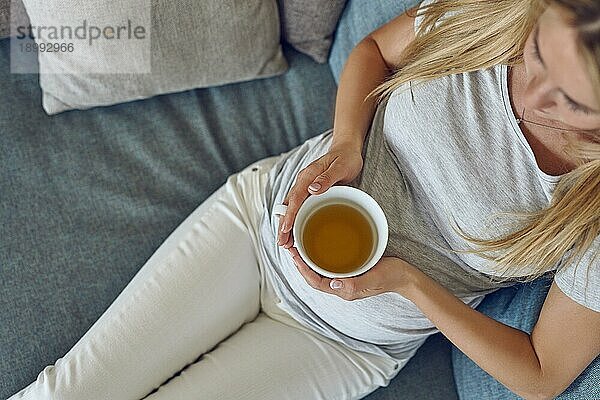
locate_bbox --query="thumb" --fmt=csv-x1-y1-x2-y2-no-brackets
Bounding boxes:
308,166,338,194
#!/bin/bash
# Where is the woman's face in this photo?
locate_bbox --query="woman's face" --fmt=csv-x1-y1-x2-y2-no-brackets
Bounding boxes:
522,3,600,132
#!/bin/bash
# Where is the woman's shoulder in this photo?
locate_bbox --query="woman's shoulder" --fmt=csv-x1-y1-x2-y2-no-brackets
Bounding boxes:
386,63,506,119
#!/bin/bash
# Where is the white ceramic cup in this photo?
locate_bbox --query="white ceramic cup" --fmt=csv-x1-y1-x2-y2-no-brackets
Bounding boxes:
273,185,388,279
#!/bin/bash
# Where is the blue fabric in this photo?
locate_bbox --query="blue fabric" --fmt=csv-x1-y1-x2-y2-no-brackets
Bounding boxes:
452,275,600,399
328,0,421,83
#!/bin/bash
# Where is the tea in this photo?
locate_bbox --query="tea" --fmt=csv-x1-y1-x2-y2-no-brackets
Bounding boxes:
301,202,376,274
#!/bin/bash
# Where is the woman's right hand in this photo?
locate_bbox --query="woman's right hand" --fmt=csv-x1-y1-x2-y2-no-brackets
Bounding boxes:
276,143,364,249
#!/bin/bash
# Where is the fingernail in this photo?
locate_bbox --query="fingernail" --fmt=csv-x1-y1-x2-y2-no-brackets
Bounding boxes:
330,280,343,289
308,182,321,192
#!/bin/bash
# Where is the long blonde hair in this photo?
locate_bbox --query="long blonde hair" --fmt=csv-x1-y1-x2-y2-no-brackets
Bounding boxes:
366,0,600,281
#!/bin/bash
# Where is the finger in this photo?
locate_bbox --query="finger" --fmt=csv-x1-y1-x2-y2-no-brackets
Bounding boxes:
306,158,342,195
289,250,334,293
277,216,290,246
278,228,293,248
287,245,302,259
277,196,290,245
291,258,360,301
281,163,323,234
277,214,284,245
276,204,294,247
292,255,329,291
282,230,294,248
288,247,363,298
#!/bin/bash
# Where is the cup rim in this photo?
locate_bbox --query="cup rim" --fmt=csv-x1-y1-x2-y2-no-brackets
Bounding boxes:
293,185,388,279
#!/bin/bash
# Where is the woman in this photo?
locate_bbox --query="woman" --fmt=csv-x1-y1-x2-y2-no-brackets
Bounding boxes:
278,1,599,398
9,0,599,399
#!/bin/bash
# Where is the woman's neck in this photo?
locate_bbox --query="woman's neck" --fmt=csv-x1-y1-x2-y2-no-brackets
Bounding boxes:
507,63,579,176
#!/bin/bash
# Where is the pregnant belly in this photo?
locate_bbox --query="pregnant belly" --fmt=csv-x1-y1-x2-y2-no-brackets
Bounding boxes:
278,250,438,344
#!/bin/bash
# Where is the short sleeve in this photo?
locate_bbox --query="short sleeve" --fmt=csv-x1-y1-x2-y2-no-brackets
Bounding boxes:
414,0,458,35
554,237,600,312
414,0,436,34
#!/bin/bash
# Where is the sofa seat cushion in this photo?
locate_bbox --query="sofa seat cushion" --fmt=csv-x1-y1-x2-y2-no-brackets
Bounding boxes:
0,37,337,398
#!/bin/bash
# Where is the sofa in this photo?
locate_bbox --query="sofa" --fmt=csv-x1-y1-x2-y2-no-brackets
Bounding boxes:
1,0,598,399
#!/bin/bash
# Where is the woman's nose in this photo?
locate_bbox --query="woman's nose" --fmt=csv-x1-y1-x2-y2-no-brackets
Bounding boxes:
523,73,555,112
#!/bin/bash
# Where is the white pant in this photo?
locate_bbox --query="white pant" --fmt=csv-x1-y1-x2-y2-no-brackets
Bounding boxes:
8,154,399,400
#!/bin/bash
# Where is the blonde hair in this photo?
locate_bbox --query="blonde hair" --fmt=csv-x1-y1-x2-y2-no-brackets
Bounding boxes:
366,0,600,281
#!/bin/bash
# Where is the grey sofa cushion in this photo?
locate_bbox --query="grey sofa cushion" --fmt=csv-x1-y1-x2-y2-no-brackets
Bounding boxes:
277,0,347,64
0,1,6,37
327,0,420,83
0,0,29,39
364,333,458,400
0,37,336,399
17,0,288,115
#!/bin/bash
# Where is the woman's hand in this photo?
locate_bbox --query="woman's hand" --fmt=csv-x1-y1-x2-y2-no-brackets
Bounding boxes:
286,246,420,300
276,143,364,249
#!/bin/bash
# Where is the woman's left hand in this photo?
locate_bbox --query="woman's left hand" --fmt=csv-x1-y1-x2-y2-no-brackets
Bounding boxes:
286,246,418,300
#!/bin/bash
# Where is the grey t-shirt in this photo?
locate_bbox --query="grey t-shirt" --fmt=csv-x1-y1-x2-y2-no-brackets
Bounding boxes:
254,3,599,364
